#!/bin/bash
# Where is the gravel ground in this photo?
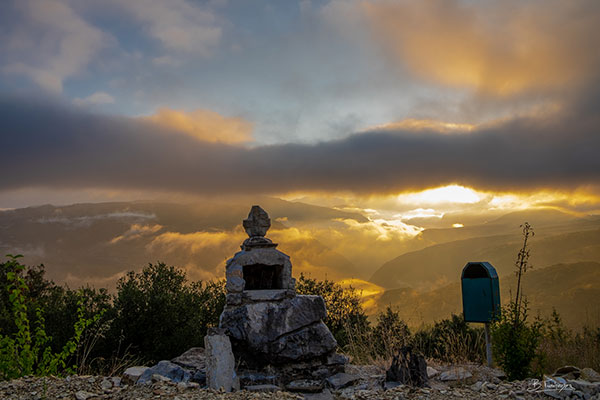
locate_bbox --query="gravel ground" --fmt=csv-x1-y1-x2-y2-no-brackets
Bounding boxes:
2,364,599,400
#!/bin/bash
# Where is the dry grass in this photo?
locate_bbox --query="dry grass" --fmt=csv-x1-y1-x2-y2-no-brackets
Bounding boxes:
537,324,600,373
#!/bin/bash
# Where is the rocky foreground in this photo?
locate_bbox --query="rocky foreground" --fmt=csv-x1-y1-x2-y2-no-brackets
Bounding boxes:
2,363,600,400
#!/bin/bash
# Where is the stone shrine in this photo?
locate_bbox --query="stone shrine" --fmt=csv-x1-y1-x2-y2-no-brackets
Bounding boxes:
219,205,347,385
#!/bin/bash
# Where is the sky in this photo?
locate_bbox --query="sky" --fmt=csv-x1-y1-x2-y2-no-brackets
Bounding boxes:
1,0,600,226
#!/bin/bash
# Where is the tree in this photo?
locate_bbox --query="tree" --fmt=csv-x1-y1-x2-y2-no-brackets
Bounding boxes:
110,262,225,363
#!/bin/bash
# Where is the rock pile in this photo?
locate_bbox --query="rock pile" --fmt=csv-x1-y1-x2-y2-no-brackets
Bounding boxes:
217,206,346,388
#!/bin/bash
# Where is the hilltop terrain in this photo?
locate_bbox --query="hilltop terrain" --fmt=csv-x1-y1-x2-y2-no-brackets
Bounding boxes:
1,200,599,328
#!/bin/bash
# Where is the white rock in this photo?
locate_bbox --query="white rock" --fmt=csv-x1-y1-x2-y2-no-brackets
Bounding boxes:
75,391,97,400
427,366,439,378
100,378,112,391
439,367,472,381
122,366,150,385
205,329,237,392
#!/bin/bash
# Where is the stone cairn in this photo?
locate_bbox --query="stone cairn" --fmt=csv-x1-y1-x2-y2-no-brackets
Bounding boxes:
217,205,347,389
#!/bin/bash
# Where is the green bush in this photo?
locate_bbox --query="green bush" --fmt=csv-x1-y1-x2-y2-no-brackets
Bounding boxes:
109,262,225,363
0,255,101,380
491,301,543,380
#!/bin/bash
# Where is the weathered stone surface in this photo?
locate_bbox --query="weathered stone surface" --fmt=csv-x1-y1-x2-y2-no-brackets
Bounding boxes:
239,371,279,387
137,360,191,384
225,247,294,292
553,365,581,380
220,295,335,363
326,373,361,390
75,390,97,400
245,384,281,392
226,293,243,305
286,379,324,393
427,366,439,378
100,378,112,391
122,366,149,385
302,389,334,400
242,289,292,302
221,295,327,342
326,353,349,366
581,367,600,382
384,381,402,390
226,275,245,292
386,347,428,387
243,205,271,237
439,367,472,381
269,321,337,362
205,329,237,392
171,347,205,371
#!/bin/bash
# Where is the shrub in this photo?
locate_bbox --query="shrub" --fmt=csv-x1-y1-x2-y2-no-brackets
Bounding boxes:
109,262,225,363
372,306,411,359
492,301,543,380
0,255,101,380
412,314,485,363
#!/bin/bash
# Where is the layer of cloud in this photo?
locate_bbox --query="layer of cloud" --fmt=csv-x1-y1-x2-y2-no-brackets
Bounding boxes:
73,91,115,107
115,0,221,56
142,107,253,143
362,0,600,96
1,92,599,196
1,0,108,93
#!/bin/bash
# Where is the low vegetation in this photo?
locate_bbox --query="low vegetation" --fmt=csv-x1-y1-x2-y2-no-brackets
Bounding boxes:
1,249,599,381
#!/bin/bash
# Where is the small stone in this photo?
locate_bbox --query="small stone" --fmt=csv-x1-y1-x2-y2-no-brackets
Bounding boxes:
122,366,149,385
471,381,484,391
171,347,206,371
245,384,281,392
439,367,473,381
286,379,324,393
243,206,271,237
151,373,171,383
100,379,112,391
384,381,402,390
581,368,600,383
554,365,581,380
326,353,349,366
326,372,360,390
226,275,245,292
137,361,191,384
110,377,121,387
427,366,439,378
302,389,334,400
75,391,97,400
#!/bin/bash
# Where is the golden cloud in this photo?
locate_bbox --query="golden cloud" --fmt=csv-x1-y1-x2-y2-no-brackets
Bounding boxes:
363,0,599,95
143,107,253,144
147,230,244,254
109,223,162,244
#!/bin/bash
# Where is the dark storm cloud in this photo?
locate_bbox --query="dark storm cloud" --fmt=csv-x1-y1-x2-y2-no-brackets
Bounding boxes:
1,93,599,195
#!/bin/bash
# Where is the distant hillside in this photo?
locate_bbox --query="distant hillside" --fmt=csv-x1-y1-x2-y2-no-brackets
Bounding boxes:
374,261,600,329
415,208,599,247
370,227,600,290
0,199,366,289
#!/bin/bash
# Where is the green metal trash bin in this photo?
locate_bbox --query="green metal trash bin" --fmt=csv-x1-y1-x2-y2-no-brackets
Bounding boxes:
461,262,501,323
